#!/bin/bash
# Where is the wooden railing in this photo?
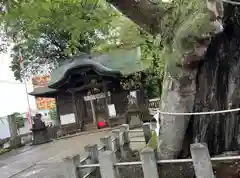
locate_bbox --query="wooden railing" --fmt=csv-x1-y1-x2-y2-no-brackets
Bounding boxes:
148,98,160,115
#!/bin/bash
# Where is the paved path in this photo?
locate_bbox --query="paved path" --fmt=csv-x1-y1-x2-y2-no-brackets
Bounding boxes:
0,131,110,178
0,127,149,178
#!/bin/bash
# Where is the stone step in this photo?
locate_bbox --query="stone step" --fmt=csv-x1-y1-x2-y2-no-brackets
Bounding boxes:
84,124,98,131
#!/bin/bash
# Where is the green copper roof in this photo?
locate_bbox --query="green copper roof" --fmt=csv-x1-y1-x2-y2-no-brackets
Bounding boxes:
48,47,148,89
91,47,147,75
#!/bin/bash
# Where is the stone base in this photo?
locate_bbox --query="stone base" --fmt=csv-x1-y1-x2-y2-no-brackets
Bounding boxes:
31,129,52,146
10,137,22,149
129,115,142,129
109,116,126,127
31,139,52,146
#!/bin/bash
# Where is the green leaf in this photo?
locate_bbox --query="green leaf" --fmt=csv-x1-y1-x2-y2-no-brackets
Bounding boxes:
146,130,158,150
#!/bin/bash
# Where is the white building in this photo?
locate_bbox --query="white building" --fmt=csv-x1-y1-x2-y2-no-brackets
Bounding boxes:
0,50,37,138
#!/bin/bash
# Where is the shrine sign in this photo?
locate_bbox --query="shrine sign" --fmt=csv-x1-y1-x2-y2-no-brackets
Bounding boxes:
32,75,56,110
36,97,56,110
84,92,111,101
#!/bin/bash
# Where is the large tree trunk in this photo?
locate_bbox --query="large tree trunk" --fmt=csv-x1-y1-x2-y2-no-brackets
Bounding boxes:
159,64,197,159
108,0,239,159
107,0,194,159
192,6,240,155
106,0,167,34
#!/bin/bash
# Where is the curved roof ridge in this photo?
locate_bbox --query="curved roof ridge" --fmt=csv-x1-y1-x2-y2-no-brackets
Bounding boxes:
48,56,121,89
48,47,147,89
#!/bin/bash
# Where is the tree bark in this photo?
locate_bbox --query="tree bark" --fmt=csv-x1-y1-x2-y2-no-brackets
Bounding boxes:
192,13,240,155
107,0,194,160
106,0,167,34
158,64,197,159
107,0,237,160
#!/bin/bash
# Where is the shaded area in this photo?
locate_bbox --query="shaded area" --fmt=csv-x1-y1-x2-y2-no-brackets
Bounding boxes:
190,4,240,156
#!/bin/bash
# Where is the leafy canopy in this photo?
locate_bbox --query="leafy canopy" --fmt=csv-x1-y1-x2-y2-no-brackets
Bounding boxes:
1,0,118,80
1,0,170,97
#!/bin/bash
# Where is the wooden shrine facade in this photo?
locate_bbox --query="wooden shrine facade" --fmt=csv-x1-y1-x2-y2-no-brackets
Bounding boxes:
29,48,147,133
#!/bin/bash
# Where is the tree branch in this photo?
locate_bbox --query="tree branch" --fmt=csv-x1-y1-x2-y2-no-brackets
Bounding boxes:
106,0,168,34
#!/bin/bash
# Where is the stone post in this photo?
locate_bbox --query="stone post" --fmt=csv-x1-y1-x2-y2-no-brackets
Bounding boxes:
100,136,113,151
143,123,152,144
140,147,159,178
99,151,119,178
84,144,100,177
7,115,21,148
62,154,80,178
190,143,214,178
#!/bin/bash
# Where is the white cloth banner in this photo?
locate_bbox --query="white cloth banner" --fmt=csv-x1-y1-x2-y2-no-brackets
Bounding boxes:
153,112,161,136
108,104,116,117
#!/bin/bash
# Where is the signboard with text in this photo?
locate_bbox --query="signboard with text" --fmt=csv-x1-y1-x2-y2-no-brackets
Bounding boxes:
83,92,111,101
35,97,56,110
32,75,56,110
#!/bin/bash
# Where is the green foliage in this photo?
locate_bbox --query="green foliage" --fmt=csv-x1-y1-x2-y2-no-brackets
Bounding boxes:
141,34,165,98
11,112,25,129
1,0,168,98
1,0,118,80
102,16,165,98
157,0,217,78
49,107,57,120
0,148,11,155
146,130,158,150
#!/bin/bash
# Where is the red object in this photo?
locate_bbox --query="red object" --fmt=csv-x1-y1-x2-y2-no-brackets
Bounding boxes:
19,49,23,69
97,121,106,128
26,110,32,128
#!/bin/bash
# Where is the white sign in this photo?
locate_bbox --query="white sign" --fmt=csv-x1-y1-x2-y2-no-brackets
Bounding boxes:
108,104,116,117
153,112,161,136
128,91,137,105
84,92,111,101
130,91,137,98
60,113,76,125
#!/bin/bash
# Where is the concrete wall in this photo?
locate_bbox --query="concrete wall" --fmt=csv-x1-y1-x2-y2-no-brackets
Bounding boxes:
0,117,10,139
0,117,30,139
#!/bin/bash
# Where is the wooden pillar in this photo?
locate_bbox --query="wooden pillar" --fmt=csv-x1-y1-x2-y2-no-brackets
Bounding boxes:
90,100,97,124
89,89,97,125
82,95,87,118
102,82,110,126
70,90,81,131
55,96,61,127
78,95,85,130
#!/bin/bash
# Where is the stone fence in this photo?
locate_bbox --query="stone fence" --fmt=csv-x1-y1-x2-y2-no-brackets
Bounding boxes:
62,123,240,178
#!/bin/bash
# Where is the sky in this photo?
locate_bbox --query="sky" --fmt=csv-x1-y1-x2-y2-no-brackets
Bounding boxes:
0,51,37,117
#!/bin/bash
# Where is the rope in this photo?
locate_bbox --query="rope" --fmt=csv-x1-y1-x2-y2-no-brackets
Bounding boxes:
156,107,240,116
222,0,240,5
